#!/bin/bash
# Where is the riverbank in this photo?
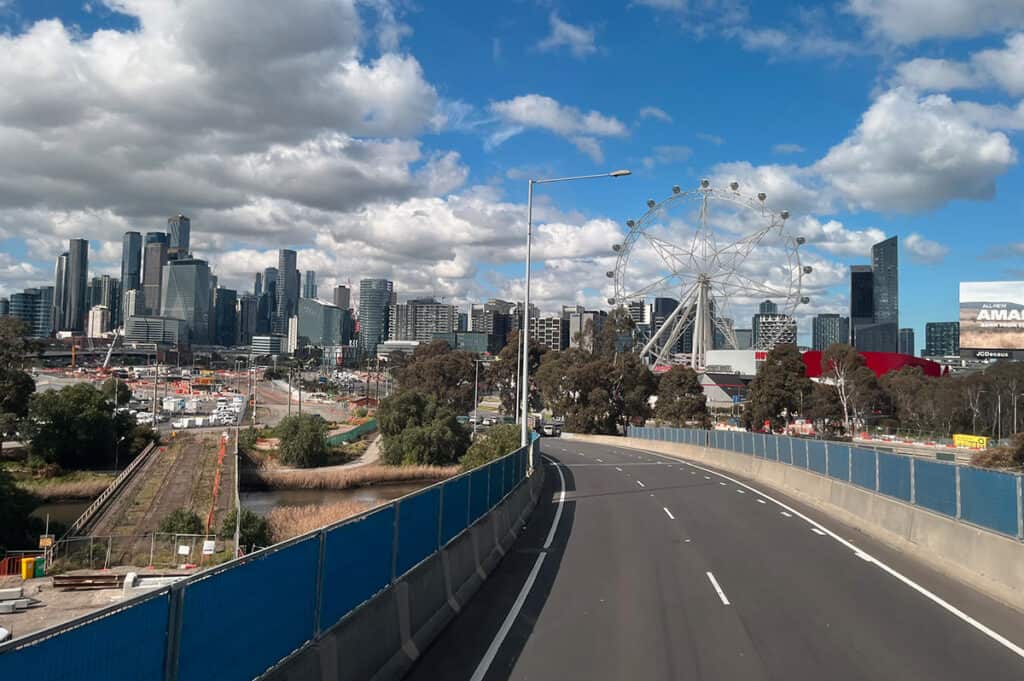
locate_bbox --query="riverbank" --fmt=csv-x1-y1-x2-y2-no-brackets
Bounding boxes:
241,464,458,491
14,471,114,501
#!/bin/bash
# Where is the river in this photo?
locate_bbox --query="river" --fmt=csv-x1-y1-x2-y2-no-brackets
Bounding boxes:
240,482,430,517
31,500,90,528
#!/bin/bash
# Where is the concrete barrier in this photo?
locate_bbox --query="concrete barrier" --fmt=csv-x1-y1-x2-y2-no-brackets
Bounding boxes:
261,464,545,681
565,433,1024,610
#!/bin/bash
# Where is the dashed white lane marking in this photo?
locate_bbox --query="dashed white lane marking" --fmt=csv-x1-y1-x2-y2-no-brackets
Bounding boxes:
719,481,727,486
636,480,646,488
632,446,1024,662
470,456,566,681
596,458,603,463
811,528,827,536
615,466,623,472
706,571,731,605
756,499,767,504
735,489,745,494
704,475,711,480
663,507,675,520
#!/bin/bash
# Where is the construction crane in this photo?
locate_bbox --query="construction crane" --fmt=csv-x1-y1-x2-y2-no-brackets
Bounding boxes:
102,328,121,370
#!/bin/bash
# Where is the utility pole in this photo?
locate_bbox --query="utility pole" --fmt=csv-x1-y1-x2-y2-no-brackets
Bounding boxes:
287,369,292,417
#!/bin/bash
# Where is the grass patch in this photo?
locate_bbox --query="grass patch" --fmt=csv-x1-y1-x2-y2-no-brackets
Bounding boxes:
242,464,457,491
15,470,115,500
266,500,375,542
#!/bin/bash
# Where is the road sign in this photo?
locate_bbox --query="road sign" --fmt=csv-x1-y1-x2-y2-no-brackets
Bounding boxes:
202,540,216,555
177,545,191,556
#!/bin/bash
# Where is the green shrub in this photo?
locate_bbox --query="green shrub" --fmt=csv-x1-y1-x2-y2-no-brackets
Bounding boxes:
460,424,521,472
275,414,329,468
220,508,271,548
159,508,203,535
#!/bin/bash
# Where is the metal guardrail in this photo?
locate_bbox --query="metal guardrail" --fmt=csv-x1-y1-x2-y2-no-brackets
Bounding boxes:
55,441,157,543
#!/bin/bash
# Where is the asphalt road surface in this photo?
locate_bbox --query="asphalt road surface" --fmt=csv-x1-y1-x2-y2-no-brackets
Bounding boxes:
405,438,1024,681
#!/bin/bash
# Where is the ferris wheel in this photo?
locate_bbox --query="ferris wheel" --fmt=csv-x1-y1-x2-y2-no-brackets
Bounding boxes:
607,180,810,370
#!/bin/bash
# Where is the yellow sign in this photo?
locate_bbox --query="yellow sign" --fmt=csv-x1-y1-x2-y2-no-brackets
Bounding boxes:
953,433,990,450
38,535,54,548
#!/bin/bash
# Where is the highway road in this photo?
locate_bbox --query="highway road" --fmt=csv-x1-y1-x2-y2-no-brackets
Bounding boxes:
406,438,1024,681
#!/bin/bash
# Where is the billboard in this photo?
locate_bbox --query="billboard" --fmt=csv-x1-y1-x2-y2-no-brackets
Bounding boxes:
960,281,1024,360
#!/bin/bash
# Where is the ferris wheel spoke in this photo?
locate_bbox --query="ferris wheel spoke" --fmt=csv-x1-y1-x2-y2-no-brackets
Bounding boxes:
640,232,689,273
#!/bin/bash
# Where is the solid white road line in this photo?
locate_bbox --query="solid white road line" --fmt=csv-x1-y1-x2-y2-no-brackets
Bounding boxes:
663,507,675,520
810,528,827,536
706,571,731,605
636,480,646,488
634,446,1024,662
469,455,566,681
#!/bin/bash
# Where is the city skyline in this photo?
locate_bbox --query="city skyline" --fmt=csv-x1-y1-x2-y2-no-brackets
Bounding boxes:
0,2,1022,347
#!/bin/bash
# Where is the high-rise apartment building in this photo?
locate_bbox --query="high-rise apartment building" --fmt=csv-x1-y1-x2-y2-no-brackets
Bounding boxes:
388,299,458,342
298,298,346,346
812,314,851,351
569,310,607,350
530,316,570,351
924,322,960,357
160,258,211,344
167,214,190,258
851,237,899,352
10,287,54,338
471,299,516,345
87,305,111,338
237,294,258,345
213,287,238,347
142,240,168,315
850,265,874,339
303,271,317,299
898,328,915,356
123,289,141,321
734,328,753,350
145,231,168,246
333,285,350,310
53,252,68,332
872,237,898,325
0,298,8,316
651,297,681,354
254,271,263,298
274,250,298,334
63,238,89,332
358,278,394,354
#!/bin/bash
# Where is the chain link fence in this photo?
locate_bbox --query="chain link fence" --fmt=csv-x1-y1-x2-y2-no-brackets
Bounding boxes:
47,533,234,572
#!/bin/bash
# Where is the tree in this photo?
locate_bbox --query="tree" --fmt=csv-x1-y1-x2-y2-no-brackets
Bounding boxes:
745,344,812,432
488,331,545,415
820,344,882,434
100,377,131,405
0,466,39,552
275,414,329,468
24,383,117,469
221,508,271,548
806,382,844,438
378,390,470,466
159,509,204,535
0,317,41,369
460,423,520,471
394,341,477,413
654,365,709,427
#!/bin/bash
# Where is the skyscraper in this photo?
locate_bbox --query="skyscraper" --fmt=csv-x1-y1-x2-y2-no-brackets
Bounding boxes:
851,236,899,353
872,236,898,326
898,328,915,356
651,297,681,354
333,285,350,310
53,252,68,332
213,287,238,347
254,272,263,297
142,240,168,315
237,294,258,345
752,300,783,350
64,239,88,332
850,265,874,345
120,231,142,300
812,314,851,351
358,278,394,354
274,250,298,334
753,315,797,350
167,214,191,258
160,258,211,344
924,322,960,357
145,231,168,246
10,287,54,338
303,270,317,299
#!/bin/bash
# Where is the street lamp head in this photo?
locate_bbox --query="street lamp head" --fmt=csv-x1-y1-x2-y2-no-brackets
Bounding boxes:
609,169,632,178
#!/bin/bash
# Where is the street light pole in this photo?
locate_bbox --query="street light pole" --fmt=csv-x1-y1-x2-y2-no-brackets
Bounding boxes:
519,169,632,448
473,359,480,438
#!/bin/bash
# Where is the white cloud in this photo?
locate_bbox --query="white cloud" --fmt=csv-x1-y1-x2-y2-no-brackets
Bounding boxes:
697,132,724,145
488,94,627,159
792,216,888,257
903,232,949,263
894,58,978,91
772,143,805,154
536,12,598,59
642,145,693,169
815,88,1017,212
638,106,673,123
973,33,1024,95
846,0,1024,43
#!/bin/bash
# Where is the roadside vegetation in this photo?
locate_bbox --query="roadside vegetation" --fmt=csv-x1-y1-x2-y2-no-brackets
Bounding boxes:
243,463,456,491
266,500,375,543
460,424,520,471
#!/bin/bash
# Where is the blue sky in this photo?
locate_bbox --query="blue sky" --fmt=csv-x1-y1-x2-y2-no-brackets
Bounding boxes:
1,0,1023,348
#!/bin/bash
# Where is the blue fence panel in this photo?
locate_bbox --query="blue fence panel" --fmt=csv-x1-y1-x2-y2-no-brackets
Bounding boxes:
752,434,764,458
0,590,169,681
778,437,793,464
503,454,516,496
850,448,877,490
321,505,395,628
488,459,505,506
395,486,441,575
178,536,319,681
469,466,490,522
807,440,827,475
827,444,850,482
765,435,778,460
741,432,754,455
913,460,957,518
792,439,808,468
960,467,1019,536
440,475,471,546
877,452,912,502
729,430,740,452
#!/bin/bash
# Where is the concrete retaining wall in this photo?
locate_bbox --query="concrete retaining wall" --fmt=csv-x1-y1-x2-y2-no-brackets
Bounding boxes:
261,464,545,681
566,433,1024,610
